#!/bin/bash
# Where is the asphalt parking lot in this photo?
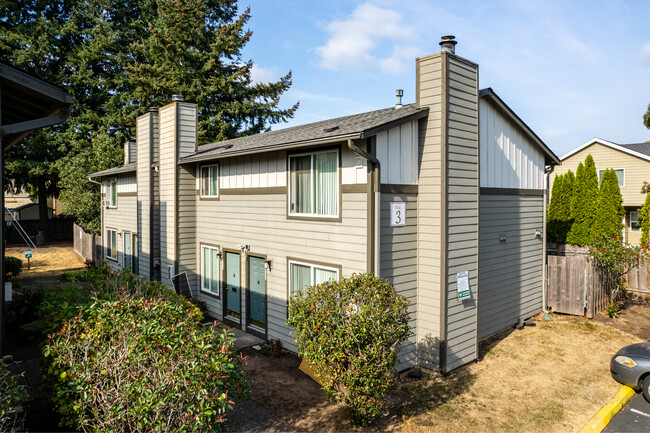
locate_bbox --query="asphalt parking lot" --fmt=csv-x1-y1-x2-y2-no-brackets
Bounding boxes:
604,392,650,432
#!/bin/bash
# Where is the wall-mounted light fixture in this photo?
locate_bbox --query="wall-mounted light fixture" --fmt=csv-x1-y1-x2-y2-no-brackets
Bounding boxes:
216,251,222,260
264,259,272,271
238,244,250,252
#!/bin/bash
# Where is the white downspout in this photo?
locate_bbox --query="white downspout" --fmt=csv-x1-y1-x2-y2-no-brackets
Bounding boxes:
347,139,381,276
543,164,554,316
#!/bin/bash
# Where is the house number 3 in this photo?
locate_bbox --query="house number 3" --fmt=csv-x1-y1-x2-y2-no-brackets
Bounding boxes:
390,202,406,227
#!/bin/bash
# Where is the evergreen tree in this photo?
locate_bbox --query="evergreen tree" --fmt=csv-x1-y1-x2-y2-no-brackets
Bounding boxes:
1,0,297,234
567,155,599,245
639,193,650,247
547,170,575,244
592,169,624,239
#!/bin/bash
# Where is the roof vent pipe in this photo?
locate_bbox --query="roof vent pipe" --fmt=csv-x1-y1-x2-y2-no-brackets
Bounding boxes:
439,35,457,54
171,94,184,102
395,89,404,109
149,107,159,112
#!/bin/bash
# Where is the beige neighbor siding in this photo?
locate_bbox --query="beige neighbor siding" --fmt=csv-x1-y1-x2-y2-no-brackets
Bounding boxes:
443,55,479,372
478,193,544,339
553,142,650,245
102,174,138,273
194,147,368,351
380,193,418,371
415,53,444,370
158,102,197,288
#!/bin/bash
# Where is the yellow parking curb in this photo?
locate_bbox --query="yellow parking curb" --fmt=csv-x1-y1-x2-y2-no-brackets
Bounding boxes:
579,386,636,433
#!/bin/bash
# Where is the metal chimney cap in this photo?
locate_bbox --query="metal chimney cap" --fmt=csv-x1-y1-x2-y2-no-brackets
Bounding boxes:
171,94,184,102
439,35,458,54
395,89,404,109
149,107,159,112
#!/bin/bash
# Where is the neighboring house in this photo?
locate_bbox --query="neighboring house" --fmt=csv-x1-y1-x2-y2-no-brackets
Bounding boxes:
89,37,560,373
554,138,650,245
6,202,54,221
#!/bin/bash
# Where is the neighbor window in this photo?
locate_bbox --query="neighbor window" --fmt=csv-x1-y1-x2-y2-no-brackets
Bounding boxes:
289,150,339,217
201,165,219,197
598,169,624,188
288,260,339,300
201,245,221,296
106,229,117,260
630,211,641,232
107,178,117,207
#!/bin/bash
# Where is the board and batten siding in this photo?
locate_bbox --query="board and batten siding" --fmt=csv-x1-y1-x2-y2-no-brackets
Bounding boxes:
478,194,544,339
479,98,545,189
102,174,138,273
415,52,443,370
193,148,368,351
380,193,417,371
376,121,418,185
443,55,479,372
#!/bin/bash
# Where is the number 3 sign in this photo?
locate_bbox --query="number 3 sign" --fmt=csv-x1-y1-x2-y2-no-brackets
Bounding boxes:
390,202,406,227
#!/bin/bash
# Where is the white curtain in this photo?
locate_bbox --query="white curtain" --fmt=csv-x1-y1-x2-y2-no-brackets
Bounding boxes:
291,263,311,296
291,155,311,214
211,249,220,294
210,166,219,195
314,267,337,285
314,152,337,216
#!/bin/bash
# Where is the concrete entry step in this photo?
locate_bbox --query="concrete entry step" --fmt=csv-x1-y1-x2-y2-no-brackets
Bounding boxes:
207,321,264,350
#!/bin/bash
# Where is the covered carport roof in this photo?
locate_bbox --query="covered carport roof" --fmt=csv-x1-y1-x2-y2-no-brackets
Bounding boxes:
0,62,74,149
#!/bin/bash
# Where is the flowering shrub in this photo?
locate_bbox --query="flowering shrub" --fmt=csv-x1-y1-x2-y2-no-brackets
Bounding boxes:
587,235,646,276
0,360,29,432
287,273,410,426
44,294,249,432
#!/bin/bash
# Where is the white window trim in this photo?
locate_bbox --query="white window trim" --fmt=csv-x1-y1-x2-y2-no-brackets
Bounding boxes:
200,164,219,198
598,168,625,188
200,244,221,297
106,228,117,261
288,149,340,219
288,259,340,298
107,178,117,208
630,211,641,232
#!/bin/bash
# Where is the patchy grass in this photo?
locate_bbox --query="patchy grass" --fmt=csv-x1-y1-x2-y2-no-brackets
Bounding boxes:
397,319,640,433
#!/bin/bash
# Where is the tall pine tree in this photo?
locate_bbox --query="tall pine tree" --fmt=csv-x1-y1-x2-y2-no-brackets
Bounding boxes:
1,0,297,234
639,193,650,247
592,168,624,239
567,155,599,246
547,170,575,244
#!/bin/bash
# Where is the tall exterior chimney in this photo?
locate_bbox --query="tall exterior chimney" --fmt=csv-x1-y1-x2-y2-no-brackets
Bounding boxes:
415,36,479,373
439,35,457,54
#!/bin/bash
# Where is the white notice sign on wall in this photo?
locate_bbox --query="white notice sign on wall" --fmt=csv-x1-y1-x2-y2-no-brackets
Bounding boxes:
457,271,471,301
390,202,406,227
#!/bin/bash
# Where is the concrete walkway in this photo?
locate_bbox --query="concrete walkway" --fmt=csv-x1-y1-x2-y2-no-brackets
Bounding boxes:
229,327,264,350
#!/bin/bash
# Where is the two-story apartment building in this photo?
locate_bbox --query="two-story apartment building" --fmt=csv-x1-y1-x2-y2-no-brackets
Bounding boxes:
90,37,560,373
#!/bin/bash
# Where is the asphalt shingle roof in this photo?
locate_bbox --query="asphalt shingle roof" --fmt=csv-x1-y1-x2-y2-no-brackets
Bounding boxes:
620,142,650,157
180,104,428,163
89,162,137,178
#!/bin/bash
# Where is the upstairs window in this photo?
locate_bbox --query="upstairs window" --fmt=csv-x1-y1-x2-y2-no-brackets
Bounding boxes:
289,150,339,217
201,165,219,197
107,178,117,207
598,169,624,188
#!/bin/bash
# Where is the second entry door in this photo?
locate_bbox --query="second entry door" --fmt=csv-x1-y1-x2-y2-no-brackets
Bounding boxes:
224,251,241,322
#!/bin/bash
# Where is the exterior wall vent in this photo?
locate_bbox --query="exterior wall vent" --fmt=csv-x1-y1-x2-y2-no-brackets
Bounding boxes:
439,35,457,54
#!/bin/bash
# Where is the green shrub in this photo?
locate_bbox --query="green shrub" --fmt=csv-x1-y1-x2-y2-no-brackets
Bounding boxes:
0,361,29,432
287,273,410,426
4,257,23,281
567,156,599,246
23,284,92,338
547,171,574,244
44,294,249,432
639,193,650,248
592,168,624,239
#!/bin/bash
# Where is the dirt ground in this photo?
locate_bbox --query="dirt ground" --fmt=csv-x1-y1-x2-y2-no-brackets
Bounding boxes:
6,241,85,289
592,295,650,341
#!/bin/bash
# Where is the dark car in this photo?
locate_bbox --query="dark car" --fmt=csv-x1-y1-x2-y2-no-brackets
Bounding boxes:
611,343,650,401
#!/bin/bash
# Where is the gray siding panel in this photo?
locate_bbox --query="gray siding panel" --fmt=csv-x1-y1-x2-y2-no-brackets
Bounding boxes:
444,55,479,372
478,193,544,339
380,193,417,371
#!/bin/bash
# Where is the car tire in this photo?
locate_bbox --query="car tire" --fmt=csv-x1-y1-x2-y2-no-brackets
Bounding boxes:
643,376,650,403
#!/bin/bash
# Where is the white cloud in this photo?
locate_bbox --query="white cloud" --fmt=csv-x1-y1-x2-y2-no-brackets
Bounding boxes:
642,42,650,66
249,65,277,84
315,3,417,74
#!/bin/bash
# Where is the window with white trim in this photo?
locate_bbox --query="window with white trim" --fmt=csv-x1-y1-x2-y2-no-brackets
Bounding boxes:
289,150,339,217
598,169,625,188
201,245,221,296
107,178,117,207
630,211,641,232
200,165,219,197
106,229,117,260
288,260,339,300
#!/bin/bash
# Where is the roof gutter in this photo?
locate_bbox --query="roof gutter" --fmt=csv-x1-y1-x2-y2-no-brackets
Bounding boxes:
1,105,72,150
347,138,381,276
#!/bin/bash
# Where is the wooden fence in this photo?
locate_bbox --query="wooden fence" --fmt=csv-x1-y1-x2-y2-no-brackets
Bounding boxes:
547,244,649,317
73,223,103,264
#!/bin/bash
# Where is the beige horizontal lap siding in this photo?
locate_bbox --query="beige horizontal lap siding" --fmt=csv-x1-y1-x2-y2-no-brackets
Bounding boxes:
103,174,138,273
554,142,649,208
478,194,544,339
195,191,368,351
136,112,155,279
416,53,443,370
380,193,418,371
178,164,197,291
444,55,479,372
159,104,177,287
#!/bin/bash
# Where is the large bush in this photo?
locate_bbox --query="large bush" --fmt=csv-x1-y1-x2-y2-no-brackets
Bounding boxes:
592,168,624,239
0,361,29,432
44,294,248,432
547,171,574,243
567,155,599,246
639,193,650,248
4,257,23,280
287,273,410,426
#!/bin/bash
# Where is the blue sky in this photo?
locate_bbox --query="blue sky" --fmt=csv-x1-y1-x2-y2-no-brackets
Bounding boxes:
237,0,650,157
